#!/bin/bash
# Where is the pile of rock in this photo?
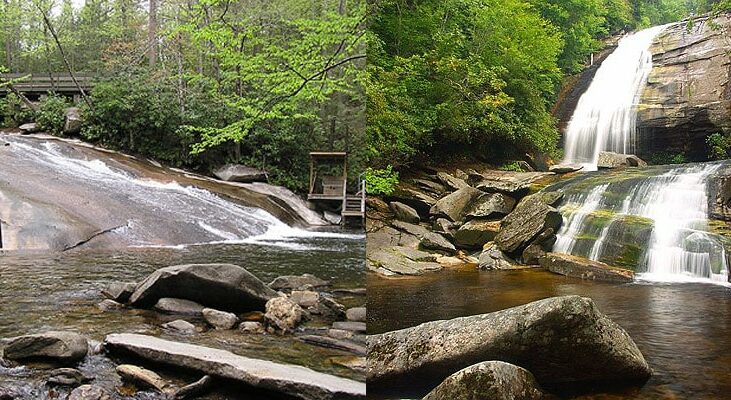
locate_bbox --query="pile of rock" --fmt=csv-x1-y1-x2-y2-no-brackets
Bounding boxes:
367,167,565,275
368,296,652,399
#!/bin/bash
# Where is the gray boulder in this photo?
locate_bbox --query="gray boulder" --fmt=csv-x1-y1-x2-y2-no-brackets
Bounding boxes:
269,274,329,291
436,172,470,191
18,123,39,134
390,201,421,223
3,331,88,364
104,333,366,400
162,320,197,335
539,253,634,283
63,107,83,135
129,264,277,313
367,296,651,391
495,193,562,254
422,361,548,400
202,308,239,330
213,164,268,183
346,307,366,322
454,220,501,249
430,187,484,222
290,290,320,308
101,282,136,303
478,242,516,270
239,321,265,334
116,364,172,393
47,368,92,386
154,298,205,316
367,246,442,276
466,193,515,219
470,171,554,195
549,163,583,174
265,297,304,333
68,385,111,400
597,151,647,169
420,231,457,254
522,244,546,265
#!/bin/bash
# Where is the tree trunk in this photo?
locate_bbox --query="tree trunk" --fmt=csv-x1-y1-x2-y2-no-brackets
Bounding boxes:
3,0,13,69
148,0,158,67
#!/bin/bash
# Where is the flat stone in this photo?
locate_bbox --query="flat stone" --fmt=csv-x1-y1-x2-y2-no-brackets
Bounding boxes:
290,290,320,308
3,331,88,364
18,123,39,134
104,334,365,400
162,320,197,335
116,364,172,393
436,172,470,191
68,385,111,400
202,308,239,330
539,252,634,283
549,163,584,173
332,321,366,333
328,329,354,340
154,298,205,316
213,164,268,183
465,193,515,219
390,202,421,223
422,361,547,400
367,296,651,391
300,335,366,356
470,171,554,195
367,247,442,276
454,220,501,249
331,356,366,373
47,368,92,386
346,307,366,322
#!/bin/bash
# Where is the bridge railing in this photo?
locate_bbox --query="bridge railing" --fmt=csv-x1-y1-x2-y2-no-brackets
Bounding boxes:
0,73,94,94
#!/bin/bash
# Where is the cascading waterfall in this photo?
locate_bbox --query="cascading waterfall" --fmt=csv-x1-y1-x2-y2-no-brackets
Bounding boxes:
553,163,729,284
562,25,667,171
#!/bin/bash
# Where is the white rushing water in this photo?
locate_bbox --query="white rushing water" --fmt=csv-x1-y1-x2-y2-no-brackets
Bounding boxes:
562,25,667,171
554,163,729,284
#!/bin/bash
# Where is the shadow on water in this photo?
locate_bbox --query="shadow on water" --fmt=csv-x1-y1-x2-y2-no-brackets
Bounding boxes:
367,268,731,400
0,234,365,399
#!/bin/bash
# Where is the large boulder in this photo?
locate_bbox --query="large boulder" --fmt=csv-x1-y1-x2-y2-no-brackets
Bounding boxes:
454,220,501,249
422,361,548,400
430,187,484,222
465,193,515,220
469,170,554,195
539,253,634,283
63,107,83,135
597,152,647,169
367,246,442,276
390,201,421,223
104,333,366,400
367,296,651,392
495,193,562,254
213,164,268,183
101,282,136,303
128,264,277,313
3,331,88,364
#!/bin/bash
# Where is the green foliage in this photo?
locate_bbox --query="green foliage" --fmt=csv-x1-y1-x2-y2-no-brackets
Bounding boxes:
648,151,689,165
36,95,70,136
365,166,399,196
0,94,34,127
498,161,527,172
706,132,731,160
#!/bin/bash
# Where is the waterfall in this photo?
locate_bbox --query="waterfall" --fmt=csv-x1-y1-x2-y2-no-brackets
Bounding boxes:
553,163,729,284
562,25,667,171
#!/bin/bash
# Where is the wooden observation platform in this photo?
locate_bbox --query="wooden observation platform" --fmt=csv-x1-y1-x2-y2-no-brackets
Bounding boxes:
308,152,365,225
0,73,94,100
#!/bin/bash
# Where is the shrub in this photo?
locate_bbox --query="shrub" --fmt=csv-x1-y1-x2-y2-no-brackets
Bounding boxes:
0,94,35,127
36,95,70,135
498,161,525,172
707,132,731,160
365,165,399,196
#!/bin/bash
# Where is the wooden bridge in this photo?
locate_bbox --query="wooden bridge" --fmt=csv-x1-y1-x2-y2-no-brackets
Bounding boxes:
0,73,94,99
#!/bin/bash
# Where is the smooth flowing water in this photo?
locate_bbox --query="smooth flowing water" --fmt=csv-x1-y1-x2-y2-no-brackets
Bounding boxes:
553,163,729,283
368,268,731,399
562,25,667,170
0,237,365,399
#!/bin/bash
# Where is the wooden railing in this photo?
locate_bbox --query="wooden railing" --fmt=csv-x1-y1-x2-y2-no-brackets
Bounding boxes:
0,73,94,94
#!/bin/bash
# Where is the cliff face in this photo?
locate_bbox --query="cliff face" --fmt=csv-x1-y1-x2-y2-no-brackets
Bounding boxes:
637,13,731,160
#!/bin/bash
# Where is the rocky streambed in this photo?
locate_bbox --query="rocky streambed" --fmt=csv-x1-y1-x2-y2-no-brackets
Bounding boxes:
0,237,365,399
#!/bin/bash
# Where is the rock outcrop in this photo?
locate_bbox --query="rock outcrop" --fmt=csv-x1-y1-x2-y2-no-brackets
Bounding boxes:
422,361,548,400
213,164,268,183
367,296,651,392
495,193,562,255
104,333,366,400
540,252,635,283
597,151,648,169
637,13,731,161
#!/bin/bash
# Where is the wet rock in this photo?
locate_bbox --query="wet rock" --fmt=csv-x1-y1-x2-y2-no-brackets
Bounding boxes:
105,333,366,400
708,167,731,222
3,331,88,364
390,202,421,223
269,274,329,291
331,356,367,374
117,364,172,393
333,288,366,296
265,297,304,333
430,187,484,222
101,282,136,303
63,107,83,135
522,244,546,265
47,368,92,386
478,242,517,270
238,321,264,334
213,164,268,183
454,220,501,249
18,123,39,134
162,320,197,335
174,375,213,400
129,264,277,313
369,296,651,391
495,193,562,254
154,298,205,316
202,308,239,330
68,385,111,400
0,387,17,400
290,290,320,308
239,311,265,322
316,295,347,320
432,218,455,235
470,171,554,195
597,151,647,169
549,163,583,174
422,361,548,400
539,253,634,283
328,329,354,340
97,299,124,311
300,335,366,356
436,172,470,191
436,255,467,267
323,210,342,225
346,307,366,322
420,231,457,254
466,193,515,220
333,322,366,333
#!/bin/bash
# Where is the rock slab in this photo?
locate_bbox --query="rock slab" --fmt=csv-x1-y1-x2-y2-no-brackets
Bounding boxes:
539,252,634,283
368,295,651,392
104,333,365,400
3,331,88,364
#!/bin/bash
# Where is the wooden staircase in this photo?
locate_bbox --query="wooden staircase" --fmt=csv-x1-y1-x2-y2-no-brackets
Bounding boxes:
341,176,365,225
